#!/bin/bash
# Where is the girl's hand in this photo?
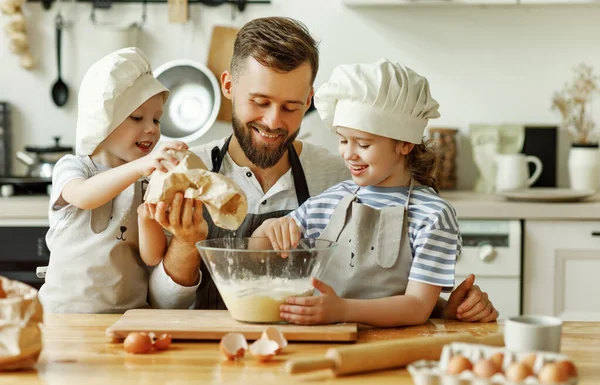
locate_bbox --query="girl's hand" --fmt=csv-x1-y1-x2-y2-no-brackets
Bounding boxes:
137,202,158,221
132,140,188,177
280,278,346,325
257,217,301,253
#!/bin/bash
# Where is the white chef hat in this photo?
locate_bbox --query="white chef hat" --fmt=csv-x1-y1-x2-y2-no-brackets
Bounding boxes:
76,47,170,156
314,59,440,144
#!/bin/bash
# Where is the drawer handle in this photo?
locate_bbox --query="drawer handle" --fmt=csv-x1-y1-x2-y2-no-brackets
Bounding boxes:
592,232,600,237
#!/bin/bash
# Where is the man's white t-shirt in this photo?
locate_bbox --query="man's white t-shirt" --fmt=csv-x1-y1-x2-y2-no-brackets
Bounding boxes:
148,138,350,309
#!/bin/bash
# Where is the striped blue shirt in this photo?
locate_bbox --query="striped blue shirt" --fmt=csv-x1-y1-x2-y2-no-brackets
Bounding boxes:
289,180,460,289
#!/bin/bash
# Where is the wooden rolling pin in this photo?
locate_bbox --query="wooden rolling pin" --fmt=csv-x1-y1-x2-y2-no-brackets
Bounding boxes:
285,332,504,376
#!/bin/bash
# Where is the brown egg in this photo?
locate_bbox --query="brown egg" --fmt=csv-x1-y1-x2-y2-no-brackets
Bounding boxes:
0,281,6,299
124,332,153,354
555,360,578,378
473,358,502,378
520,353,537,369
490,352,504,370
153,334,172,350
506,362,534,383
446,355,473,375
538,362,570,384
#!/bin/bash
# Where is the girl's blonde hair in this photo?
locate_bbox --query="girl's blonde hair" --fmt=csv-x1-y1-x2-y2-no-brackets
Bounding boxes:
406,139,439,192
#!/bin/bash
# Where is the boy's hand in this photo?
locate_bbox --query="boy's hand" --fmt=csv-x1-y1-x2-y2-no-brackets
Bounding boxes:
137,202,155,221
132,140,188,177
280,278,346,325
256,217,301,253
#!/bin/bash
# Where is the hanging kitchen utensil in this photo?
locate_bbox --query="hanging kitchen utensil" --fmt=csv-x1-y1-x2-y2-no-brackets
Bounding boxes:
206,25,238,122
51,13,68,107
90,0,147,30
168,0,188,23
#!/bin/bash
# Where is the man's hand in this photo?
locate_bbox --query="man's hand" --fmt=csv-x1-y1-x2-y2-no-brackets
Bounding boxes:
445,274,498,322
151,192,208,245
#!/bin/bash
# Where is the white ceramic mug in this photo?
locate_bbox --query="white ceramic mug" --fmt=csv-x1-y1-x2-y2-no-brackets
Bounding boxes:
504,315,562,352
495,154,543,192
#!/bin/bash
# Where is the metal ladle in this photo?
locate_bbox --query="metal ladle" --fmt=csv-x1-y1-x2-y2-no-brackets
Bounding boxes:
51,13,68,107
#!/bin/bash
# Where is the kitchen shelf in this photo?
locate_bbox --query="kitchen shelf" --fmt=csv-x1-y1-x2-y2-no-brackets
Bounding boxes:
27,0,270,12
343,0,600,6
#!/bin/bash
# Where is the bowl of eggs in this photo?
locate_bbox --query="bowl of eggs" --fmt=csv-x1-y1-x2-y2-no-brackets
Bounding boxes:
408,342,578,385
196,237,337,324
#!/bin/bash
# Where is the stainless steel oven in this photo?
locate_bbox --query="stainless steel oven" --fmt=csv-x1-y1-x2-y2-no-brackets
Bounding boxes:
0,219,49,289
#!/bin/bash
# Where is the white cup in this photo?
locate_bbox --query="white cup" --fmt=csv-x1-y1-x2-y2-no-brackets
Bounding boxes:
504,315,562,353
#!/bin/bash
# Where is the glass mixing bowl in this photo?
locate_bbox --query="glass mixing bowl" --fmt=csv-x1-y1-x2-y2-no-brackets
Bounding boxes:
196,237,337,324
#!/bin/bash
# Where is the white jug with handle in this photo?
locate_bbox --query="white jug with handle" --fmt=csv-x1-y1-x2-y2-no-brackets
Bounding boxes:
495,153,543,192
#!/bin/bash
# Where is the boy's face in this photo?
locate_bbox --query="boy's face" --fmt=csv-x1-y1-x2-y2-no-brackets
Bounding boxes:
336,126,413,188
221,57,314,169
99,93,164,166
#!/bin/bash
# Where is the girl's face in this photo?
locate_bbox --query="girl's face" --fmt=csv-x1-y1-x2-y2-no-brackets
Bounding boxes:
94,93,164,167
336,126,414,188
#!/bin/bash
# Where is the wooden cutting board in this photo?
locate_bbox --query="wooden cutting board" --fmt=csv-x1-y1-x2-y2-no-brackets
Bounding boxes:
106,310,358,342
206,26,239,122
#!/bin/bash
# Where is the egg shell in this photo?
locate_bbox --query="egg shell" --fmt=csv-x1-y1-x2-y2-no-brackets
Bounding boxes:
555,360,578,378
220,333,248,360
123,332,153,354
249,338,279,362
261,327,287,354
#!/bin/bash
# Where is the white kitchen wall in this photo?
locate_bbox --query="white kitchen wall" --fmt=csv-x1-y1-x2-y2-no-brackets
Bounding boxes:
2,1,600,188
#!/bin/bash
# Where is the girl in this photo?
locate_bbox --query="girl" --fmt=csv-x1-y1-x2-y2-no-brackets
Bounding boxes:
253,59,461,327
39,47,187,313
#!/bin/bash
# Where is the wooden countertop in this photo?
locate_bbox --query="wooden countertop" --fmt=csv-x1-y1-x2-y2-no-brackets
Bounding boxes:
3,315,599,384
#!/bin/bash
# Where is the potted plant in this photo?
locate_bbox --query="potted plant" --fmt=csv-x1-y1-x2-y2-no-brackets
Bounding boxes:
551,63,600,191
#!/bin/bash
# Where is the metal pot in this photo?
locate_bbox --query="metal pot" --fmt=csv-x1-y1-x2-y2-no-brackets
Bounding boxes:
154,59,221,144
16,136,73,178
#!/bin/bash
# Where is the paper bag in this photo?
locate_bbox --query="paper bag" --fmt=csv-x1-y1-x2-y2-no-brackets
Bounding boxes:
144,149,248,230
0,276,43,371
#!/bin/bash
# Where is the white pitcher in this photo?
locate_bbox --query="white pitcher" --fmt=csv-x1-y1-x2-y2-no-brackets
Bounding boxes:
495,154,543,192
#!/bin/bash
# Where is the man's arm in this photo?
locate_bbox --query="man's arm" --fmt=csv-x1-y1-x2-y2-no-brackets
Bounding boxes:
147,194,208,309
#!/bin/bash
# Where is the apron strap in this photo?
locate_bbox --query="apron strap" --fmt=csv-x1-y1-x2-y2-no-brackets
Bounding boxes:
288,142,310,206
319,192,356,243
210,135,233,173
210,135,311,206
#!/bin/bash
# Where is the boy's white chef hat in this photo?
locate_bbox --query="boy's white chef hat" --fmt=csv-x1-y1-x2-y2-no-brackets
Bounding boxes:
314,59,440,144
76,47,169,156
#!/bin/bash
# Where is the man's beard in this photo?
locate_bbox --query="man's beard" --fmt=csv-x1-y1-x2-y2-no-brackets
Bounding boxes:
231,112,299,169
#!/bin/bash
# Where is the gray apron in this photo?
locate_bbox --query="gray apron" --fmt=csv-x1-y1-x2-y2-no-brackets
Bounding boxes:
39,156,149,313
317,180,415,299
195,136,310,309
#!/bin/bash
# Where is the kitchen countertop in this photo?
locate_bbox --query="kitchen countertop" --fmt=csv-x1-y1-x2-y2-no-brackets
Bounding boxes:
3,314,599,385
2,192,600,221
441,191,600,220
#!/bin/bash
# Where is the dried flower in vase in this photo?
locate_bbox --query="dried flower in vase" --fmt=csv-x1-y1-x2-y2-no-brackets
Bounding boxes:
551,63,600,145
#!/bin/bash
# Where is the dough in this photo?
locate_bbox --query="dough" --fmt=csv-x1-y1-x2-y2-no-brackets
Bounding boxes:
144,149,248,230
220,278,314,323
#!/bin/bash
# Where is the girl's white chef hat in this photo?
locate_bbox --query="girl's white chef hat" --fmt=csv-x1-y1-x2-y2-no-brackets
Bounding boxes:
314,59,440,144
76,47,169,156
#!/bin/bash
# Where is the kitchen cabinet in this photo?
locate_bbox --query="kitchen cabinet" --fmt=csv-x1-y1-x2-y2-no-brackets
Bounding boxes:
343,0,600,6
523,220,600,321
